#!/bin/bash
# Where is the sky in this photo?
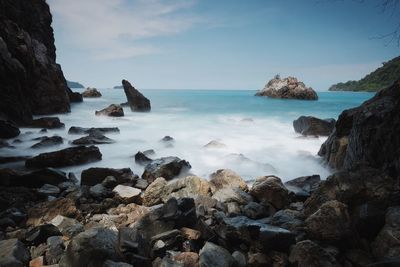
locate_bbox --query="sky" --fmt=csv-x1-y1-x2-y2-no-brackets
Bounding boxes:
49,0,400,90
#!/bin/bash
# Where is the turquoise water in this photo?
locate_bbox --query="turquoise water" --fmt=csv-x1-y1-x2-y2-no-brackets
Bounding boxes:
2,89,374,182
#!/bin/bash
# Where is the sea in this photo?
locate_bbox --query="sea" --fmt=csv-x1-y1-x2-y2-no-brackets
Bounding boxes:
1,89,374,182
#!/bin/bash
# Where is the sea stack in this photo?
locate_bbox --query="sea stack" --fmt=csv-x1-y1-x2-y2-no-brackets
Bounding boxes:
122,79,151,112
256,75,318,100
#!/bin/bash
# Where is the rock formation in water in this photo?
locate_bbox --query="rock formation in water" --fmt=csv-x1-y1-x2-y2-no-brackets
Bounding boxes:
293,116,336,136
0,0,78,125
82,87,102,98
256,75,318,100
122,79,151,112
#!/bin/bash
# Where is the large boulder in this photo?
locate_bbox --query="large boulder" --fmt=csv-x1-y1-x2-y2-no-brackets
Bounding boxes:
289,240,341,267
199,242,237,267
72,132,115,145
209,169,248,192
31,135,63,149
122,79,151,112
0,167,69,187
255,75,318,100
95,104,124,117
293,116,335,136
25,146,102,168
284,174,321,200
30,117,65,129
81,167,134,186
0,238,30,267
250,175,289,209
82,87,102,97
142,157,191,183
0,119,20,138
68,126,120,135
319,80,400,175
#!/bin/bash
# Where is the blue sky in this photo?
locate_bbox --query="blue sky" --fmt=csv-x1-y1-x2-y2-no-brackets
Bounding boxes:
49,0,399,90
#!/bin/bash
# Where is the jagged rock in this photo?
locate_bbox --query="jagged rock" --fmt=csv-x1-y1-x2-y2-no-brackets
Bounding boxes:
27,198,79,226
95,104,124,117
199,242,237,267
107,203,149,228
0,168,69,187
122,79,151,112
293,116,335,136
31,117,65,129
0,238,30,267
26,146,102,168
284,174,321,201
81,167,134,186
112,185,141,202
72,132,115,145
250,175,289,209
209,169,248,192
25,224,62,246
82,87,102,97
255,76,318,100
0,119,20,138
68,126,120,135
319,80,400,174
289,240,341,267
134,151,152,165
31,135,63,149
142,157,191,183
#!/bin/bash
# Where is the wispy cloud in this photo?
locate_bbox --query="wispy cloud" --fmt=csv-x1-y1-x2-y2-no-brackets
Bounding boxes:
49,0,200,60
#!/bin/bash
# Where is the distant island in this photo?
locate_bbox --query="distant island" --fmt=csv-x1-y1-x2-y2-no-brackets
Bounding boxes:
113,85,123,89
329,56,400,92
67,80,84,88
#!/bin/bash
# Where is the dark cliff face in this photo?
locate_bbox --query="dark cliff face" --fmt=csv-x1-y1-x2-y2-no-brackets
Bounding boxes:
319,80,400,177
0,0,72,124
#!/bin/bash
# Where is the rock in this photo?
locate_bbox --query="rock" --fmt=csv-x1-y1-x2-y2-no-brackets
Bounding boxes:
161,136,174,142
250,176,289,209
209,169,248,192
69,91,83,102
45,236,65,264
50,215,84,239
319,80,400,174
199,242,237,267
142,178,168,206
103,260,133,267
284,174,321,200
0,119,20,138
0,155,29,163
68,126,120,135
293,116,335,136
180,227,201,240
26,146,102,168
173,252,199,267
30,256,44,267
305,200,351,242
81,167,134,186
0,168,69,188
270,209,304,231
38,184,60,196
102,176,118,188
95,104,124,117
134,151,152,165
143,149,156,156
212,187,253,205
107,203,149,228
112,185,141,202
60,228,119,267
0,238,30,267
89,184,110,198
203,140,227,149
243,201,269,219
82,87,102,97
142,157,191,183
72,132,115,145
25,224,62,246
122,79,151,111
134,179,149,190
255,75,318,100
31,136,63,149
289,240,341,267
232,251,246,267
31,117,65,129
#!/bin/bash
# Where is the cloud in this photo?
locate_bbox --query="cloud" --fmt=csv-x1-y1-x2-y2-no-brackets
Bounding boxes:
49,0,200,60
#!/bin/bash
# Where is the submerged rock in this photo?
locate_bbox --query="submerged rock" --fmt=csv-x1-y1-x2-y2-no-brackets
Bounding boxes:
82,87,102,97
81,167,134,186
142,156,191,183
203,140,227,149
30,117,65,129
256,75,318,100
68,126,120,135
293,116,335,136
0,119,20,138
199,242,237,267
72,132,115,145
31,135,63,149
122,79,151,112
134,151,153,166
95,104,124,117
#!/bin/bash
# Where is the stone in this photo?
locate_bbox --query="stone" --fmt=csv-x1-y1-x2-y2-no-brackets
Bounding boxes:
81,167,134,186
134,151,152,165
173,252,199,267
250,176,289,209
38,184,60,196
243,201,269,219
203,140,227,149
107,203,149,228
45,235,65,264
134,179,149,190
232,251,246,267
50,215,84,239
82,87,102,97
122,79,151,111
212,187,253,205
142,157,191,183
180,227,201,240
293,116,335,136
142,177,168,206
31,136,63,149
199,242,237,267
0,239,30,267
90,184,110,198
25,224,62,246
26,146,102,168
102,176,118,188
68,126,120,135
30,256,44,267
95,104,124,117
0,167,69,188
0,119,20,138
112,185,141,202
161,136,174,142
289,240,341,267
103,260,133,267
255,75,318,100
270,209,304,232
209,169,248,192
284,174,321,200
72,132,115,145
31,117,65,129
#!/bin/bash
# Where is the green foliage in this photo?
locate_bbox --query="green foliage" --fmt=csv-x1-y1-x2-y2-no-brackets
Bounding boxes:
329,56,400,91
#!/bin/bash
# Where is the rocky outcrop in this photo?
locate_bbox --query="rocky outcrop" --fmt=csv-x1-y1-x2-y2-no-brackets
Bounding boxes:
31,135,63,149
82,87,102,98
293,116,335,136
0,0,75,124
95,104,124,117
122,79,151,112
256,76,318,100
80,167,134,186
142,156,191,183
319,80,400,176
30,117,65,129
68,126,120,135
0,119,20,138
72,132,115,145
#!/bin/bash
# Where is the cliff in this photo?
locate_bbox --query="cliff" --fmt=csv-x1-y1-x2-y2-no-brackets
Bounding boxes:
329,56,400,92
0,0,73,124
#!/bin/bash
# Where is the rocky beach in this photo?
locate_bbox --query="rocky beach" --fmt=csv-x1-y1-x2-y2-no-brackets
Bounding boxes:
0,0,399,267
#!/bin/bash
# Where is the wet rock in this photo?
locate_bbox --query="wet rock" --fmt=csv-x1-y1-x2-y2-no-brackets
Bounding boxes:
142,157,191,183
122,79,151,112
81,167,134,186
284,174,321,201
95,104,124,117
89,184,110,198
250,176,289,209
256,75,318,100
270,209,304,231
0,119,20,138
38,184,60,196
31,135,63,149
212,187,253,205
199,242,237,267
134,151,152,165
103,260,133,267
289,240,340,267
50,215,84,239
161,136,174,142
173,252,199,267
31,117,65,129
102,176,118,189
243,201,269,219
25,224,62,246
72,131,115,145
203,140,227,149
45,235,65,264
0,168,69,188
209,169,248,192
68,126,120,135
0,155,30,164
26,146,102,168
107,203,149,228
293,116,335,136
0,238,30,267
82,87,102,97
232,251,246,267
112,185,141,202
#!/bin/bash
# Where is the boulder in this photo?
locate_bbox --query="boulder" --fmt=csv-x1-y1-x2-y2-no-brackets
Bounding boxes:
72,132,115,145
82,87,102,97
95,104,124,117
293,116,335,136
89,184,110,199
173,252,199,267
243,201,269,219
250,176,289,209
134,151,152,165
199,242,237,267
0,239,30,267
112,185,141,202
50,215,84,239
255,76,318,100
142,157,191,183
107,203,150,228
289,240,341,267
203,140,227,149
209,169,248,192
270,209,304,232
26,146,102,168
68,126,120,135
0,119,20,138
45,235,65,264
212,187,253,205
31,117,65,129
38,184,60,196
31,135,63,149
122,79,151,112
0,168,69,188
25,224,62,246
284,174,321,200
81,167,134,186
27,198,79,226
